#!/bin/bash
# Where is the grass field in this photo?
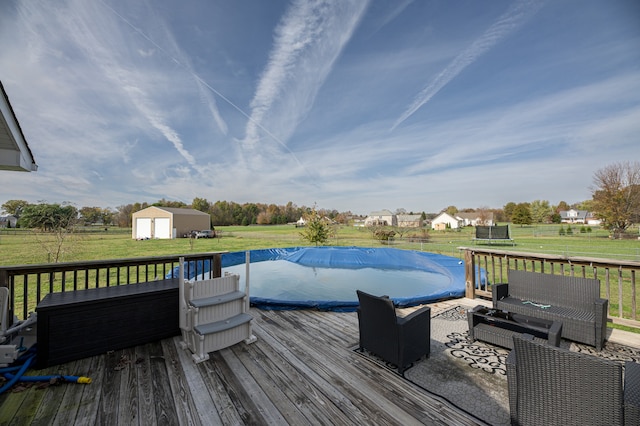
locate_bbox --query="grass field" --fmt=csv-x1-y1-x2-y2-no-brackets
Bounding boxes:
2,223,639,266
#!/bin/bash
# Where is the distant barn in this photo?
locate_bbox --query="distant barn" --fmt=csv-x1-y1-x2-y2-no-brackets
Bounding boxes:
131,206,210,239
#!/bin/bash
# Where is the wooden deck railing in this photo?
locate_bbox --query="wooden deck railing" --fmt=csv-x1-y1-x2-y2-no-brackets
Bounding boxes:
4,249,639,330
0,252,225,322
460,247,640,329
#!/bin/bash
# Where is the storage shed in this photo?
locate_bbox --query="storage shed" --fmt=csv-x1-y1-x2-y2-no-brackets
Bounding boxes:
132,207,210,239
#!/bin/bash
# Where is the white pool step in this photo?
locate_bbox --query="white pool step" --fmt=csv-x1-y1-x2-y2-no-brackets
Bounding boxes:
179,261,256,363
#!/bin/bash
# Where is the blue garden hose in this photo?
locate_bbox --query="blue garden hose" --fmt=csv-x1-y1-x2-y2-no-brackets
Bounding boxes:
0,349,91,394
0,353,35,394
2,371,91,384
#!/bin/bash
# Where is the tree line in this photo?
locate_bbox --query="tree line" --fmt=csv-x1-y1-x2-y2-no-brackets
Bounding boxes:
0,198,353,230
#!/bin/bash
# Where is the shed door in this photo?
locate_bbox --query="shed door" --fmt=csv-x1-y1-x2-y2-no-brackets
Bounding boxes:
136,218,152,239
154,217,171,239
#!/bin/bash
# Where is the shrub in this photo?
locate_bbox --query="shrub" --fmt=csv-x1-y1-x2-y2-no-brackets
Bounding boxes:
373,228,396,241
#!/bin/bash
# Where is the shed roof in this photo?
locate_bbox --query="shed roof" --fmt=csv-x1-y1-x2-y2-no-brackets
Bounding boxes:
367,209,394,216
138,206,210,216
397,214,422,221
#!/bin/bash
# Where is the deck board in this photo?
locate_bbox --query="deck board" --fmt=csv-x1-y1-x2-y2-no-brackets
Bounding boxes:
196,355,245,425
171,338,219,425
257,313,404,424
149,341,180,425
1,301,491,426
53,356,93,426
116,347,139,426
134,343,157,426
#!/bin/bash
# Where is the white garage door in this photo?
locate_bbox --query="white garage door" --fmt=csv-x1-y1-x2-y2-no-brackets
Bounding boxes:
154,217,171,239
136,218,152,239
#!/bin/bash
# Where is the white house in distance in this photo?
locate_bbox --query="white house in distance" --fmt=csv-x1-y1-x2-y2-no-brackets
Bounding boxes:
559,209,601,225
364,210,397,227
363,211,423,228
0,215,17,228
431,211,494,230
132,206,211,239
456,212,494,227
431,212,462,230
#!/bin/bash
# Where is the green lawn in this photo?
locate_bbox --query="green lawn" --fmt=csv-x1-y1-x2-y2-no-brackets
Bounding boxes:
2,223,639,266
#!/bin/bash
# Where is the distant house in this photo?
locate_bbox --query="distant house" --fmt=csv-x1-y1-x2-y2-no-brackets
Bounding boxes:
431,212,462,230
0,215,17,228
364,210,396,227
352,218,366,227
295,217,307,227
560,209,587,223
560,209,601,225
131,206,211,239
456,212,494,227
585,212,602,226
397,214,423,228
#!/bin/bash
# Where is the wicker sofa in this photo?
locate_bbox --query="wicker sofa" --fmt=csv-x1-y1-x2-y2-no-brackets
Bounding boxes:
507,334,640,426
493,269,608,350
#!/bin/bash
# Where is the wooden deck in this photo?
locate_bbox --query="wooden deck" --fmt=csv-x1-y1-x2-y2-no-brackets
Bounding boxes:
1,300,487,426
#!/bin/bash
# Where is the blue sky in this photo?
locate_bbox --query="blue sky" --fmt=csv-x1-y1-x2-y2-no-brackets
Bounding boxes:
1,0,638,215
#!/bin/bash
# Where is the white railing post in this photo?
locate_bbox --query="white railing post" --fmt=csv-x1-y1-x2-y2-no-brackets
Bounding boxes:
245,251,251,313
244,250,257,345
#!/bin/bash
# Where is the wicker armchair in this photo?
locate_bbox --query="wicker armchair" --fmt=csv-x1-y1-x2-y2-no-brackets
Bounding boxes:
356,290,430,375
507,334,640,426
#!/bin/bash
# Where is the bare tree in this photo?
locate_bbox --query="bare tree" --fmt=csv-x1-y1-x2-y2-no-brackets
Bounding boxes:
116,204,134,227
392,225,409,239
591,161,640,237
476,206,491,225
20,202,80,262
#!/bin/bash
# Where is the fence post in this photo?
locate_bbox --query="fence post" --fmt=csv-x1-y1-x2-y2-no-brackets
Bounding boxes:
464,249,475,299
212,253,222,278
0,269,7,289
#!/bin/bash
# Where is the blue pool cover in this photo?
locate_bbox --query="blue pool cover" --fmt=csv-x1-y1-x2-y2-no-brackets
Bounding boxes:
167,246,467,311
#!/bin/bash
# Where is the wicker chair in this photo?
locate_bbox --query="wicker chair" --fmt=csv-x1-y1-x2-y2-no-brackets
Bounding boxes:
356,290,430,375
507,334,640,426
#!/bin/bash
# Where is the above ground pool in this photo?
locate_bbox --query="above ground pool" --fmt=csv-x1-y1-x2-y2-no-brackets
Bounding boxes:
170,246,466,311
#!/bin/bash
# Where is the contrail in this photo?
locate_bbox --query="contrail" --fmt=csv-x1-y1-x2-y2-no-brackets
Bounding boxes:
241,0,368,177
99,0,312,174
391,0,544,131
